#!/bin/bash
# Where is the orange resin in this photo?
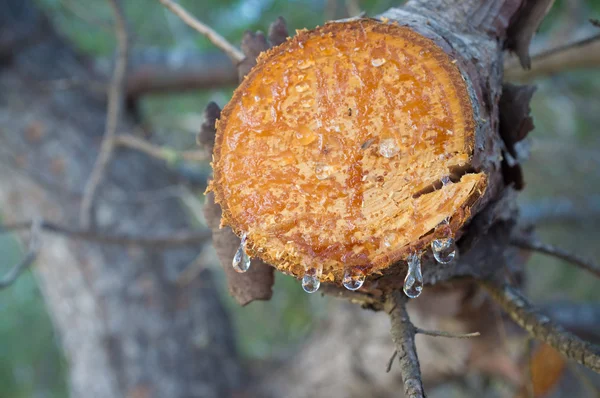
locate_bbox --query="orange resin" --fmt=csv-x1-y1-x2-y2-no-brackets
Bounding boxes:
210,19,485,283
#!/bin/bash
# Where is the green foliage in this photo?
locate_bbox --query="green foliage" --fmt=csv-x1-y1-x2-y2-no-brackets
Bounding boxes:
221,272,329,359
0,234,68,398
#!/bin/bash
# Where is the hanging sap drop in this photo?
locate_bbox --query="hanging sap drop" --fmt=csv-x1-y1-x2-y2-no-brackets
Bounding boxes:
302,265,323,293
232,233,251,273
342,268,365,291
431,237,456,264
403,252,423,298
378,138,400,158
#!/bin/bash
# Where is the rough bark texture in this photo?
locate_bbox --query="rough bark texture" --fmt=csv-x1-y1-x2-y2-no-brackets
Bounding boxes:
205,192,275,305
0,0,243,396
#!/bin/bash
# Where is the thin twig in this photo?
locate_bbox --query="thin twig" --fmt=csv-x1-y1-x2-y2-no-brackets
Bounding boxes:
481,281,600,373
415,328,480,339
158,0,244,63
504,33,600,81
511,236,600,279
386,350,398,373
385,291,426,398
0,220,210,248
114,135,208,162
176,250,207,286
79,0,129,228
0,219,42,289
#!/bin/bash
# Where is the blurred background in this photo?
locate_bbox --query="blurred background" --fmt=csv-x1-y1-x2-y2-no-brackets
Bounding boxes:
1,0,600,397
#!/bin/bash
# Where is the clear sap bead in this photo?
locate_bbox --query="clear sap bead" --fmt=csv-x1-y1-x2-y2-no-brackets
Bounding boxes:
315,163,333,180
378,138,400,158
232,233,251,273
383,233,395,248
342,268,365,291
371,58,387,67
403,253,423,298
431,237,456,264
302,265,323,294
295,82,309,92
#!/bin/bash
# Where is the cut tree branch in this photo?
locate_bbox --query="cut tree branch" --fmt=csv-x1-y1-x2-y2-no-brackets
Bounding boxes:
114,135,208,162
80,0,129,228
1,220,210,248
0,219,41,289
482,281,600,373
158,0,244,63
511,236,600,279
385,291,426,398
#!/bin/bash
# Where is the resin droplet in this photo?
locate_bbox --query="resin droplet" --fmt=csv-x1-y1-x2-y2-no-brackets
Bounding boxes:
371,58,387,67
383,233,396,248
343,268,365,291
403,252,423,298
302,265,323,294
431,237,456,264
295,129,317,145
295,82,309,93
378,138,400,158
315,163,333,180
297,59,314,70
232,233,251,273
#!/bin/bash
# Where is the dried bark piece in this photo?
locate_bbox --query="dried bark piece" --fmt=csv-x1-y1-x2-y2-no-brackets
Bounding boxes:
205,192,274,306
506,0,555,69
499,83,535,189
200,102,274,305
197,101,221,150
268,16,289,47
209,20,491,284
238,31,269,80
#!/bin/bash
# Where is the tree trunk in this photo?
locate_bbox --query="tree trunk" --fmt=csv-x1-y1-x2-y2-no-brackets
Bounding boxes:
0,1,243,397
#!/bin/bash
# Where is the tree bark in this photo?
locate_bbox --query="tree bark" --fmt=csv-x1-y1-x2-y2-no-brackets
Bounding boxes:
0,1,243,397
